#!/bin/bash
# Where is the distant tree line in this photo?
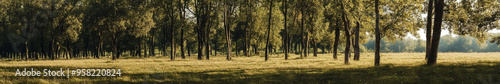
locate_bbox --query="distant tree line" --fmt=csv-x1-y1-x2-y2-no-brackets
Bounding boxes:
364,35,500,53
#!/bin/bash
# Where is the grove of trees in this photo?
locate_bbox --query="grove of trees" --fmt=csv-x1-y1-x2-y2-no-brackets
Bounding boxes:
0,0,499,66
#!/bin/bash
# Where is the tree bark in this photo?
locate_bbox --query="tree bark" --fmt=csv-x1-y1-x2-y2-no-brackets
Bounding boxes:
244,0,250,57
300,6,304,59
313,39,317,57
179,0,186,59
151,29,156,57
305,33,309,57
425,0,434,60
283,0,288,60
112,36,117,60
333,21,340,59
206,17,210,60
98,37,102,59
224,0,232,60
428,0,445,65
265,0,273,61
170,2,175,60
354,21,360,60
180,29,185,59
144,36,148,57
375,0,381,66
139,37,143,57
340,0,350,64
197,18,203,60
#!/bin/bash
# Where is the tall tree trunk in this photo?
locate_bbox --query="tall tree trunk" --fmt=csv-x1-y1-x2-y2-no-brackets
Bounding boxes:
265,0,273,61
428,0,444,65
165,23,169,57
224,0,232,60
180,0,186,59
425,0,434,60
244,1,250,57
244,27,248,57
170,1,176,60
197,19,203,60
300,6,304,59
343,16,350,64
375,0,381,66
206,19,210,60
181,29,185,59
313,39,317,57
333,21,340,59
354,21,360,60
305,33,309,57
340,0,350,64
248,33,252,56
50,38,55,60
112,36,117,60
283,0,288,60
144,36,148,57
139,37,143,58
171,21,175,60
151,30,156,57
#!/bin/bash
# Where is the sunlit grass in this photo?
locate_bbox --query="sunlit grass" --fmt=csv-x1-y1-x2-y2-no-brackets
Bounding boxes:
1,52,500,83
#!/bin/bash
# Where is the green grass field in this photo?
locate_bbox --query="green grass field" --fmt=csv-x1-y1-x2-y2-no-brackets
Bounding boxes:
2,52,500,83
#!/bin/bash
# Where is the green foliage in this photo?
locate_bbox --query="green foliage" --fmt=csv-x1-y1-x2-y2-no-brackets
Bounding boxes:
444,0,500,42
377,0,424,42
128,3,155,38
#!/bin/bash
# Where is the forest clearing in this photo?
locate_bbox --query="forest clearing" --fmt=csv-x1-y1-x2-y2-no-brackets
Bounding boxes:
1,0,500,83
2,52,500,83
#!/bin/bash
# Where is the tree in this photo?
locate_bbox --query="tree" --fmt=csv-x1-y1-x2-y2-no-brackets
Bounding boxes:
192,0,217,60
302,0,325,57
265,0,273,61
282,0,288,60
373,0,423,65
87,0,129,60
425,0,434,60
340,0,350,64
321,0,343,60
86,0,154,60
224,0,232,60
374,0,380,66
169,0,176,60
128,0,156,58
445,0,500,42
179,0,187,59
427,0,445,65
5,0,84,60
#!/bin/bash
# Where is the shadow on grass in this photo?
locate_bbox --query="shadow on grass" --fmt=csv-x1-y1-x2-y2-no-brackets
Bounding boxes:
2,62,500,83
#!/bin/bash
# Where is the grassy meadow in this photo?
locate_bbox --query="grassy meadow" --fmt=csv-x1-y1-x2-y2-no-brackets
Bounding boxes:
1,52,500,83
